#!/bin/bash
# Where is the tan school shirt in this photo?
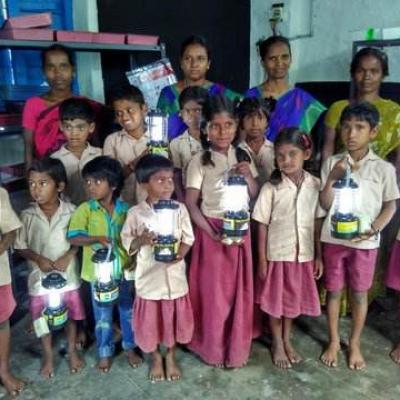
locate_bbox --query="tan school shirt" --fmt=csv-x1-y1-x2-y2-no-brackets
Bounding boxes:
319,150,400,250
103,129,148,205
186,146,258,219
120,200,194,300
0,188,22,285
169,130,202,185
252,171,320,262
239,139,275,185
51,143,102,205
14,200,81,296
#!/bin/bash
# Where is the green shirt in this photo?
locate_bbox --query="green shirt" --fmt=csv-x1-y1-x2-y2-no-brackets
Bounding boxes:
67,199,130,282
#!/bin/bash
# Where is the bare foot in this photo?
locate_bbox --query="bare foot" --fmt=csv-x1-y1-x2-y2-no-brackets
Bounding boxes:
284,341,303,364
271,341,292,369
0,370,25,397
149,352,165,382
320,342,340,368
40,356,54,379
390,343,400,365
348,342,366,370
165,352,181,381
69,351,85,374
213,363,225,369
97,357,112,374
126,349,143,369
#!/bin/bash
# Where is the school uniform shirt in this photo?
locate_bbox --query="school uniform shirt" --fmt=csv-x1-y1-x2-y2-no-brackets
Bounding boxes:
252,171,320,262
169,130,202,185
319,150,400,249
14,200,80,296
0,188,22,286
67,198,130,282
121,200,194,300
51,143,102,205
103,129,148,205
239,139,275,185
186,146,258,219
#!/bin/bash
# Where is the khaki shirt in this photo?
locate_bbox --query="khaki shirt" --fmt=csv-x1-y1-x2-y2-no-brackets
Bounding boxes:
169,130,202,185
14,201,81,295
51,144,102,205
120,200,194,300
239,139,275,185
103,129,148,205
0,188,22,285
186,146,258,219
252,172,320,262
320,150,400,249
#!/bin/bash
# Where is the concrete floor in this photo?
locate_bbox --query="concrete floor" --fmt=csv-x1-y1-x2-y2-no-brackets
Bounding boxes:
2,302,400,400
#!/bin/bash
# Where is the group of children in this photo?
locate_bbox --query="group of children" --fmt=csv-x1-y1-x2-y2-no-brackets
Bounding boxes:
1,72,400,397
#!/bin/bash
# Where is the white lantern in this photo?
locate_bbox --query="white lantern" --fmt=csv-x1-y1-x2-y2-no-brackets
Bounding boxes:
147,109,169,158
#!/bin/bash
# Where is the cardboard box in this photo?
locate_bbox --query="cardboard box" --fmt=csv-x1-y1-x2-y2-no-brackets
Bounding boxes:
0,28,54,41
56,30,93,43
126,34,159,45
2,12,52,29
92,32,125,44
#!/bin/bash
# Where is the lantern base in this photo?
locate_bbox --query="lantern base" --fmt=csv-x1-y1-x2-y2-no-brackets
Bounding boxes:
94,281,119,306
331,214,360,239
148,141,169,158
154,235,178,262
222,211,249,245
43,305,68,331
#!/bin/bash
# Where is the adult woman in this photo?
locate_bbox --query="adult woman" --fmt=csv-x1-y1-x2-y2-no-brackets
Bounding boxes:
157,35,241,139
245,36,325,142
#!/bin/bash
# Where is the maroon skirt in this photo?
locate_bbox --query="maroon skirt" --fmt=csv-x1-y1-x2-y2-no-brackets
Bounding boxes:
0,284,16,323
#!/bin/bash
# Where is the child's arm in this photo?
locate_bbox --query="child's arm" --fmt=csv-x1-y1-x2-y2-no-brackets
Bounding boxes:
314,218,324,280
234,161,259,198
68,235,110,247
257,222,268,280
123,148,149,178
16,249,54,273
53,246,79,272
0,230,17,256
173,169,185,203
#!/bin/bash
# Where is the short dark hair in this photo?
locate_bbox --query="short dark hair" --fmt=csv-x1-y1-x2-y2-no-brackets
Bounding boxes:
82,156,124,199
41,44,75,68
180,35,211,60
59,98,95,123
339,102,380,128
350,47,389,77
257,35,291,61
135,154,174,184
178,86,209,109
28,157,67,186
236,97,271,128
110,85,146,106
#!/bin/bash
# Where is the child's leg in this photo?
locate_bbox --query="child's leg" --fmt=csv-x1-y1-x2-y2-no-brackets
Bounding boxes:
65,320,84,374
320,290,342,367
118,280,142,368
40,334,54,378
283,318,302,364
348,290,368,370
269,316,291,369
165,345,181,381
149,346,165,382
0,320,25,396
390,342,400,364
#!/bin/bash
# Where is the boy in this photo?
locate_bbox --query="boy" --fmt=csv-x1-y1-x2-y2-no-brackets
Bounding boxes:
319,102,399,370
103,86,148,205
51,98,102,205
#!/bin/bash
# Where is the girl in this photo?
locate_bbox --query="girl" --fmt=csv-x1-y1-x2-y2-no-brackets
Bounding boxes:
185,94,258,368
252,128,323,369
15,158,85,378
121,154,194,382
237,97,275,185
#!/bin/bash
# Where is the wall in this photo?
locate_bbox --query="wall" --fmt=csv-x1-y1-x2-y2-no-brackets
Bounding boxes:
250,0,400,87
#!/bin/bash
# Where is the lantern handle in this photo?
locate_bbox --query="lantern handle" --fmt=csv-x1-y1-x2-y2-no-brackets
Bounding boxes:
106,244,113,262
345,158,351,187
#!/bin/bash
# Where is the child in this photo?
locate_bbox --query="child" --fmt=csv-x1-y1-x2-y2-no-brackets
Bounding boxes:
103,86,148,205
237,97,274,185
14,158,85,378
169,86,208,201
67,156,141,372
0,187,25,396
319,102,399,370
185,94,259,368
121,154,195,382
51,98,102,205
252,128,323,369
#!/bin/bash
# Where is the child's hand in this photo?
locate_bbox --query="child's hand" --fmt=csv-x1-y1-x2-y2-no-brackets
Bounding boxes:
165,253,184,267
53,254,72,272
351,229,375,242
138,228,156,246
95,236,112,247
314,258,324,280
328,156,357,182
257,259,268,280
37,256,54,273
233,161,252,178
208,230,221,242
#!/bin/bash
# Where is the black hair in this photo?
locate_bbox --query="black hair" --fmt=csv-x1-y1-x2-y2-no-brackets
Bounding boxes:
350,47,389,77
178,86,209,109
257,35,291,61
110,85,146,107
59,98,95,123
82,156,124,199
236,97,271,129
135,154,174,184
41,44,75,68
28,157,67,187
270,127,313,185
180,35,211,60
339,102,380,129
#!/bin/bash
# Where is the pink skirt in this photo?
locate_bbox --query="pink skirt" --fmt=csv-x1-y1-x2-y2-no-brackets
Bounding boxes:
188,218,254,368
257,260,321,319
133,294,194,353
386,240,400,291
0,284,16,323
